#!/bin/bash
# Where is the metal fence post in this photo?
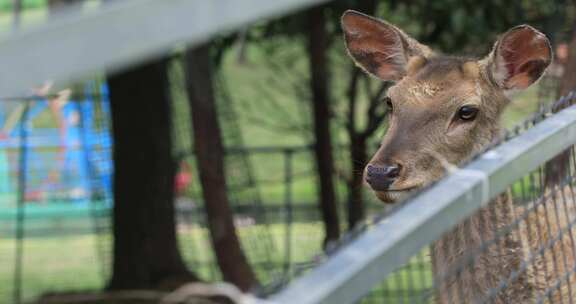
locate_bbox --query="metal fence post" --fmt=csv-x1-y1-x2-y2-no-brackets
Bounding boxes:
282,149,294,279
13,100,30,304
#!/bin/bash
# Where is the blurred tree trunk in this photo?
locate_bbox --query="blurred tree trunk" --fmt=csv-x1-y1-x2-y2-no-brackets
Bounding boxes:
184,44,258,291
346,69,366,228
558,25,576,97
12,0,22,29
107,59,197,290
345,70,388,229
307,5,341,246
348,135,368,228
545,22,576,188
47,0,83,15
344,0,381,229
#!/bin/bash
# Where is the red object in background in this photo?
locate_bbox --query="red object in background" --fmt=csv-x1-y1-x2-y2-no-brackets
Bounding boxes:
175,162,192,195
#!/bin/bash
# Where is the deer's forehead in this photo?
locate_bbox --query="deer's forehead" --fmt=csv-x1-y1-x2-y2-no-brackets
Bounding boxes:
388,56,484,106
389,76,480,107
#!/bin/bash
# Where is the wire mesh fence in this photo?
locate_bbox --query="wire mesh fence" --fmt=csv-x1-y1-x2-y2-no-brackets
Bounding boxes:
0,79,395,303
0,84,343,303
0,1,573,303
0,83,113,303
2,89,572,303
267,92,576,304
419,93,576,304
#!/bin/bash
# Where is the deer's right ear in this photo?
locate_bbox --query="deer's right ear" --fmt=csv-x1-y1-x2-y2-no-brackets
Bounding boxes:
483,25,552,92
341,10,431,81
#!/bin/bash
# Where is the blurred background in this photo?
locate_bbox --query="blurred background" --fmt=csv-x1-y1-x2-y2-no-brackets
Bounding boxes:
0,0,574,303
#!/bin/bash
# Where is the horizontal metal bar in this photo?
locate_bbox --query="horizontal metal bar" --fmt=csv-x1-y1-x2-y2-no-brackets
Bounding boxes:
0,0,329,95
267,104,576,304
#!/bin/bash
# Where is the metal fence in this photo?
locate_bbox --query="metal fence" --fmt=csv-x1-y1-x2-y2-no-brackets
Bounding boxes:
1,1,575,304
267,93,576,304
0,88,384,303
0,1,335,302
0,88,342,303
0,109,321,304
0,0,331,96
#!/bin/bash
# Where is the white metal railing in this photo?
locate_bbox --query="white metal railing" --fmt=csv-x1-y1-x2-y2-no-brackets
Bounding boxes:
5,2,575,303
264,102,576,304
0,0,329,95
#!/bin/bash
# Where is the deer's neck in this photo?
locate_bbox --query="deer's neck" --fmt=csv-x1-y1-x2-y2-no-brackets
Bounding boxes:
431,192,530,303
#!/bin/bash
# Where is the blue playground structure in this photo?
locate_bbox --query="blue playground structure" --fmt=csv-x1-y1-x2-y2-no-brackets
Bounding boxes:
0,83,112,210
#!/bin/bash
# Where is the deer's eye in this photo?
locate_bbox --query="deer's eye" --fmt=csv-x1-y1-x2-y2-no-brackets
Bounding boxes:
383,97,393,112
457,105,478,121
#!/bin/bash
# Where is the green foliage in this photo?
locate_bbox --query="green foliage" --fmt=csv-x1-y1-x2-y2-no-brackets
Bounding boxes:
0,0,46,11
253,0,571,54
374,0,570,53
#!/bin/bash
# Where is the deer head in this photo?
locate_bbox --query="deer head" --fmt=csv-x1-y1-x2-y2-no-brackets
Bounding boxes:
341,10,552,203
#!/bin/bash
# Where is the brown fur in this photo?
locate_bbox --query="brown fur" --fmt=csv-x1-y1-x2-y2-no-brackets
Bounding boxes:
432,188,576,303
340,10,570,302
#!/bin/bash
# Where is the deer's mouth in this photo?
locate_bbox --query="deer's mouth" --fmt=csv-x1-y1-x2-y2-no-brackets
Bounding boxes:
374,186,419,204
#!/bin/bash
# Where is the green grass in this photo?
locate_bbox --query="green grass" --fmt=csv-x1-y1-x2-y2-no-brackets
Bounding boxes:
0,222,327,303
502,85,542,129
0,234,106,303
0,222,433,303
0,0,101,36
0,0,46,11
0,5,47,36
177,222,326,281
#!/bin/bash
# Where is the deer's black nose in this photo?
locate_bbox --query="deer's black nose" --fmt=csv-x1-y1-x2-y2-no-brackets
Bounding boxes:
365,164,401,190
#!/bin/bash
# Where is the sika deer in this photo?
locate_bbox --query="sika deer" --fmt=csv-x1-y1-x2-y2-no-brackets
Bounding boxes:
342,10,576,303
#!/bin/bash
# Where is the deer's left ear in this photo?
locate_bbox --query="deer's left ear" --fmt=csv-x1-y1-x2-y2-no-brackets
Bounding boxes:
341,10,432,81
484,25,552,91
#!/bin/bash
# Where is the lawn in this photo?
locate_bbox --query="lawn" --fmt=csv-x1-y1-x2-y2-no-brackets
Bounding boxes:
0,0,102,35
0,221,433,303
0,233,106,303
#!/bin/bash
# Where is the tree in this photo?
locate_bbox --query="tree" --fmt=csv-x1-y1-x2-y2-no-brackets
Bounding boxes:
12,0,22,29
545,20,576,187
559,24,576,97
47,0,196,291
307,5,341,245
331,0,392,229
184,44,258,291
343,70,389,228
107,59,197,290
47,0,83,16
